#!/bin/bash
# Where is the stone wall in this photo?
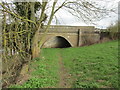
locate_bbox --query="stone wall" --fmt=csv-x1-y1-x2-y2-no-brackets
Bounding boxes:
80,33,100,46
43,36,71,48
39,25,101,48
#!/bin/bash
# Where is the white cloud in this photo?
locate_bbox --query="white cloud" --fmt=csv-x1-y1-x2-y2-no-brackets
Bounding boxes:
1,0,119,29
51,0,119,29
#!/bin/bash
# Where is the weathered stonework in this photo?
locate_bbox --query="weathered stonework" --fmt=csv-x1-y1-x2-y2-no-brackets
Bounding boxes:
39,25,100,48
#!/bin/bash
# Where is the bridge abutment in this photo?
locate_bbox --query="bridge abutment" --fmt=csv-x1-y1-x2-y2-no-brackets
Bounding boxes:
39,25,100,48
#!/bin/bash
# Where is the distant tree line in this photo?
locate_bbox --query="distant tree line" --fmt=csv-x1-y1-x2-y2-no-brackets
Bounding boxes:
107,21,119,40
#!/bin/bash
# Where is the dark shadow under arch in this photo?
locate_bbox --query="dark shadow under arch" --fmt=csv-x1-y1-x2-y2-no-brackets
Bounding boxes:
43,36,72,48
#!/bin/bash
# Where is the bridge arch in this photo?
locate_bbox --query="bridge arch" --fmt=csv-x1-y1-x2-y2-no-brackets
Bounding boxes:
42,36,73,48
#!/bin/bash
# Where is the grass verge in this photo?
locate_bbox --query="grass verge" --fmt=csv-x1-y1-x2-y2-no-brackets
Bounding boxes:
9,40,118,88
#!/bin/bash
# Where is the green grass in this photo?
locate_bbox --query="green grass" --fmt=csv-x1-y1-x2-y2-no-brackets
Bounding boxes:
10,40,118,88
61,40,118,88
10,49,60,88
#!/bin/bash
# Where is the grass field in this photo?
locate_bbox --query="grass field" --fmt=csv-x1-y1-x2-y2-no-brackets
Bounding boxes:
10,40,119,88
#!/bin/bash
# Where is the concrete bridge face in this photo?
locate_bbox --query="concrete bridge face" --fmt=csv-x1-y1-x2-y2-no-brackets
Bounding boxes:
39,25,100,48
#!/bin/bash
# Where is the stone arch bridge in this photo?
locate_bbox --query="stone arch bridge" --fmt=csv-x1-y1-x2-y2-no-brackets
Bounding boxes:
39,25,100,48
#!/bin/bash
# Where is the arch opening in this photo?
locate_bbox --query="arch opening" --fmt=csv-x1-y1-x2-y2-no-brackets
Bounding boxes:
43,36,72,48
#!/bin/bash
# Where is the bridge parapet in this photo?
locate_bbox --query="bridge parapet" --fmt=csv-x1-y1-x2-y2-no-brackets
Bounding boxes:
39,25,100,48
39,29,78,33
43,25,95,31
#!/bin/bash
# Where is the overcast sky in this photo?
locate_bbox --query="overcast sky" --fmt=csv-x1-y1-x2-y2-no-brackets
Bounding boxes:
50,0,119,29
0,0,119,29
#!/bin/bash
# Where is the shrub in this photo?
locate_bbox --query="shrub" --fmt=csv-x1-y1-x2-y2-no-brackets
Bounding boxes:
108,21,119,40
